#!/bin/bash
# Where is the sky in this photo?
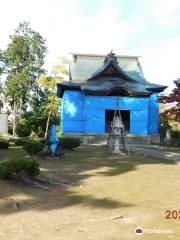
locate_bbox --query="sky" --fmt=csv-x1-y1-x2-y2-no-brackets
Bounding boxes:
0,0,180,92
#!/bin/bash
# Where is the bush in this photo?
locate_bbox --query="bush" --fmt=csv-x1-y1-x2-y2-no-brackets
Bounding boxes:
59,137,81,150
38,137,81,153
0,159,40,179
16,119,31,137
37,127,45,138
0,138,9,149
23,140,44,155
14,137,33,146
170,130,180,146
170,130,180,139
39,139,50,146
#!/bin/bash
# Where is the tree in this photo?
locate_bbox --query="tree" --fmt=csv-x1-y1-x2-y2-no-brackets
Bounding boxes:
159,79,180,122
38,57,68,139
25,88,49,137
0,50,5,113
4,22,47,135
38,77,61,139
21,58,68,138
0,50,4,76
0,80,4,113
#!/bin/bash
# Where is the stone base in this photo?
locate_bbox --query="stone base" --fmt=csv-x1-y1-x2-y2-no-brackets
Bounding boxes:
46,156,64,160
112,150,125,154
62,133,160,145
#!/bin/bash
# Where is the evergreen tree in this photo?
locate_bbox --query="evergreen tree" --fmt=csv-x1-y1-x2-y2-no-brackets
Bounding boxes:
4,22,47,135
0,50,5,113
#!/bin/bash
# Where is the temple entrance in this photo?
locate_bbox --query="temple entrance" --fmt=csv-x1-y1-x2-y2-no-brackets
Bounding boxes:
105,110,130,133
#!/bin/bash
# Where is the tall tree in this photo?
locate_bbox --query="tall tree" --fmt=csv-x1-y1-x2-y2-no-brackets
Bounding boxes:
0,50,4,76
159,79,180,122
0,80,3,113
38,62,68,139
4,22,47,135
0,50,5,113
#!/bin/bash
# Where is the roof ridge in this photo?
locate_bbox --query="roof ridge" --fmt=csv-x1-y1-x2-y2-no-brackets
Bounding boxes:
70,52,141,58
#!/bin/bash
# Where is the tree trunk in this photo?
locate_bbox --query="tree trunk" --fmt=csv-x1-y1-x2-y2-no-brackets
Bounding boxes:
13,101,16,136
44,109,51,139
19,98,22,117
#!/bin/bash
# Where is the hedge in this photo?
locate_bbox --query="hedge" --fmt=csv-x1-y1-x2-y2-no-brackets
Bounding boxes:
0,159,40,179
15,137,33,146
16,119,31,137
23,140,44,155
170,130,180,146
58,137,81,150
0,138,9,149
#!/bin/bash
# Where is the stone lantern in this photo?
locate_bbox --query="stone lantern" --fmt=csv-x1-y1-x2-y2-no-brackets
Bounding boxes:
106,97,129,154
111,116,124,154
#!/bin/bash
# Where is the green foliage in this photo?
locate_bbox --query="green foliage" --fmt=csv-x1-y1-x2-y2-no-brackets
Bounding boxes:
16,119,31,137
159,116,171,135
0,58,5,111
39,137,81,153
59,137,81,150
37,75,61,115
170,130,180,139
22,112,59,137
39,138,50,146
0,49,5,76
8,120,13,135
21,58,68,139
22,112,46,136
0,158,40,179
23,140,44,155
4,21,47,112
14,137,33,146
170,130,180,146
0,138,9,149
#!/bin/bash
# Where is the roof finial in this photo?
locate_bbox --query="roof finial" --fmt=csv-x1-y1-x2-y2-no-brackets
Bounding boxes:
104,50,118,63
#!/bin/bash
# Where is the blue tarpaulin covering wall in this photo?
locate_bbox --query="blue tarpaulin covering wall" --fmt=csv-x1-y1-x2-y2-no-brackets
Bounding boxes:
148,93,159,134
61,90,159,135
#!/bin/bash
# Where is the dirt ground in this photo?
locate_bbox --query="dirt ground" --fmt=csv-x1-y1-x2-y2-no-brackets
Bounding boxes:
0,145,180,240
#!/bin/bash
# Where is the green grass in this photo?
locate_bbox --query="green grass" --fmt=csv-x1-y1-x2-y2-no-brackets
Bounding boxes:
169,150,180,154
165,147,180,154
0,144,180,239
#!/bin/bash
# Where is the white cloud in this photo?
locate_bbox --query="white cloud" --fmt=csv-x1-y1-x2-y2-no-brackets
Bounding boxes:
150,0,180,26
141,38,180,92
43,2,136,69
0,0,179,93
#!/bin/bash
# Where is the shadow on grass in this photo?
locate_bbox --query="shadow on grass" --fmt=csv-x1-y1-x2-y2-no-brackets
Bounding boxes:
0,145,177,214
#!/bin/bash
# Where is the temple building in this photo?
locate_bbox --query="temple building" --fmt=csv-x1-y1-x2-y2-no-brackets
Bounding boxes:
57,52,167,136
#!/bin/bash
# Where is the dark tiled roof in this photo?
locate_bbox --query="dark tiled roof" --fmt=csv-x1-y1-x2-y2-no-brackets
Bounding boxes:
57,52,167,98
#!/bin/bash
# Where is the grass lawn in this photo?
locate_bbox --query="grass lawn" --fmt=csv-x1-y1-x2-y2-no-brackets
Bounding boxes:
168,149,180,154
0,144,180,239
165,147,180,154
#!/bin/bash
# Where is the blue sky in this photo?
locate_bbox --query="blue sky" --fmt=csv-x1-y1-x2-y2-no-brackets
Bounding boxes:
0,0,180,91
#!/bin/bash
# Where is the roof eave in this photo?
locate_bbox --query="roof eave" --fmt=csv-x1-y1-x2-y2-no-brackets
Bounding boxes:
146,86,168,93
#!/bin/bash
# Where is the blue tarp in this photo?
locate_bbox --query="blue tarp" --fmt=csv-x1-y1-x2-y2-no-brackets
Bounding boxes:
148,93,159,134
61,91,84,132
61,90,159,135
130,110,148,134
